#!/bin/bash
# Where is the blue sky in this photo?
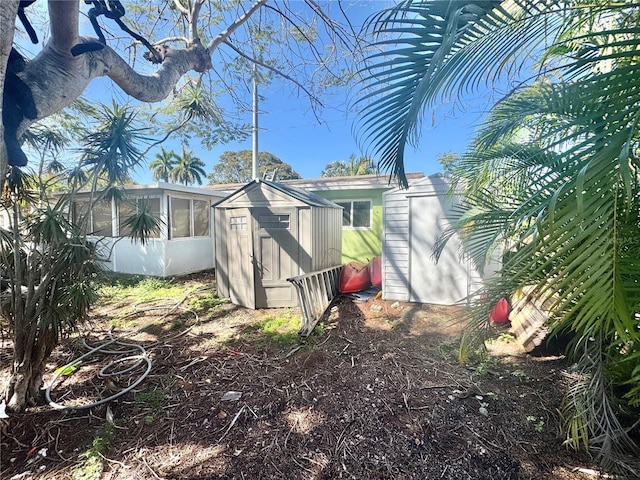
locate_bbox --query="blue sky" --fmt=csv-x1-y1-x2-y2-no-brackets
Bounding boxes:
163,79,490,185
84,66,490,186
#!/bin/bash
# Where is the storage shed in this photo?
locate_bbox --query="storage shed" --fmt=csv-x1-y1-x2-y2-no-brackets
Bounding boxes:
214,179,342,309
382,174,499,305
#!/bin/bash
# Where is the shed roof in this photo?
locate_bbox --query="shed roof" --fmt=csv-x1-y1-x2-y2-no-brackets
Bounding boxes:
383,173,455,197
213,179,342,208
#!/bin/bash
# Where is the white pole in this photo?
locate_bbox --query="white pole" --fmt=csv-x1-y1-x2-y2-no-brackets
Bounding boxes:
252,63,259,180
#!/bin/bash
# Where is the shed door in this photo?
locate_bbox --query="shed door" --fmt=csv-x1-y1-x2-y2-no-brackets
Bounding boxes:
253,207,297,308
227,209,255,309
409,196,468,304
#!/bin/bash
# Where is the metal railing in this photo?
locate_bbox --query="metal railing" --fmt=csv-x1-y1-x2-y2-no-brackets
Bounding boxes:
287,265,343,336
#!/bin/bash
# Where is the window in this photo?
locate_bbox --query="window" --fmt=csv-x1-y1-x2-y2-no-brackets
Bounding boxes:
170,197,191,238
92,200,113,236
168,196,211,239
259,214,290,229
118,197,161,238
73,199,113,236
336,200,372,228
193,199,210,237
230,216,247,230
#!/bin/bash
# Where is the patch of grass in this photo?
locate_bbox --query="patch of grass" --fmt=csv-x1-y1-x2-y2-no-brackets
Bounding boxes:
98,275,187,304
312,321,325,337
249,310,302,345
108,318,139,329
72,423,115,480
134,388,167,409
188,291,226,311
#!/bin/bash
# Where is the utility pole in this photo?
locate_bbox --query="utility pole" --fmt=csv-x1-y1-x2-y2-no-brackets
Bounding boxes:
252,62,259,181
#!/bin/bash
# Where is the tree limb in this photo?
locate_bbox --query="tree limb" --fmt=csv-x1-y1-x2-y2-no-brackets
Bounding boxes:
222,39,322,108
189,0,205,43
155,36,190,47
172,0,189,16
48,0,79,53
207,0,268,53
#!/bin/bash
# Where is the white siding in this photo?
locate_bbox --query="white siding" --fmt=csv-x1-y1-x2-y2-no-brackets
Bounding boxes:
382,190,411,301
383,174,499,305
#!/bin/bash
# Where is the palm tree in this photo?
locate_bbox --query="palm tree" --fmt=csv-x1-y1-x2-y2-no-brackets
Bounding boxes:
24,123,70,178
171,147,206,186
3,102,160,413
357,1,640,474
149,147,178,182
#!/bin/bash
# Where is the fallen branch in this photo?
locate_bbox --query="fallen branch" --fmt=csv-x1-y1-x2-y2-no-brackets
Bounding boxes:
217,405,245,444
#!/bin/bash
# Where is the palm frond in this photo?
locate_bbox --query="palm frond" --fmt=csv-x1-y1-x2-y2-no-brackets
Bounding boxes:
120,200,163,246
355,0,562,186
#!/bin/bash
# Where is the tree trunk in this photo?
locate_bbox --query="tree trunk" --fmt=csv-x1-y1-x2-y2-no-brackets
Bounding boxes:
0,1,19,184
6,357,44,410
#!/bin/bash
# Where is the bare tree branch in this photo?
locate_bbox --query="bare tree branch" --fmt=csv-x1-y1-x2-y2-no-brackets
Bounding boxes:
222,40,323,108
207,0,268,53
172,0,189,16
189,0,205,43
155,36,190,47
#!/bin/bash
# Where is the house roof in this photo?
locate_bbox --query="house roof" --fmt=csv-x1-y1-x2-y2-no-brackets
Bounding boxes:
123,182,228,198
74,181,228,198
206,172,426,193
213,179,342,208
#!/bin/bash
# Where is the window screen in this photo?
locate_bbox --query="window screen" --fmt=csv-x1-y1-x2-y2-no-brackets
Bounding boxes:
193,199,210,237
92,199,113,236
118,198,161,238
352,201,371,228
335,200,371,228
336,201,351,227
171,197,191,238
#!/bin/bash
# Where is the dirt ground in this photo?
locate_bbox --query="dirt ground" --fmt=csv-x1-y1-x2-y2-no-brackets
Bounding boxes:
1,272,607,479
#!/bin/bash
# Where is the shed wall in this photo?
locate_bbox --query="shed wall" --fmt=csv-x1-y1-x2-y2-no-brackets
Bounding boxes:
383,174,490,305
214,207,230,299
310,206,342,271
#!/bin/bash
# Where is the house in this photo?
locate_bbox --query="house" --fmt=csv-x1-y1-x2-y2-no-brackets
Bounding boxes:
208,172,425,264
213,179,342,308
70,182,227,277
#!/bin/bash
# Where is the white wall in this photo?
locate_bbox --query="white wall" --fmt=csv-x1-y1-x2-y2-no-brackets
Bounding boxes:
164,237,215,276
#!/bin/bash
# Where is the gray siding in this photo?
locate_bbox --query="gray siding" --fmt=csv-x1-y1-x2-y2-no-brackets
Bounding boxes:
214,207,229,299
310,206,342,271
